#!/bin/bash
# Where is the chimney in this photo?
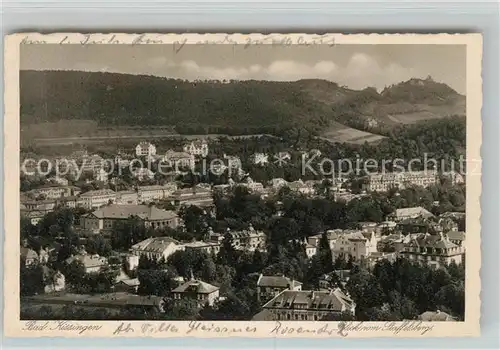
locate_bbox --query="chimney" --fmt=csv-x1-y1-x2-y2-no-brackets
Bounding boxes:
436,309,441,314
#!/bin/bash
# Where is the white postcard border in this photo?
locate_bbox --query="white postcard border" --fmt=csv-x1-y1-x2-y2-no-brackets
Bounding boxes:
3,32,482,338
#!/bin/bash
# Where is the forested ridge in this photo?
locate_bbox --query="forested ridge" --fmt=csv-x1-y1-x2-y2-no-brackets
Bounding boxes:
21,70,465,137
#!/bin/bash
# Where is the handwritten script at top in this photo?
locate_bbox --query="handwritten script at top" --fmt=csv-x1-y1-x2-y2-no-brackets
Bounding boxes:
20,34,336,53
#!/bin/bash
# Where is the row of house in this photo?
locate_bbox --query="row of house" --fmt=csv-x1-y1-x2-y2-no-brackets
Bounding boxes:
306,218,465,269
125,225,267,270
21,182,210,213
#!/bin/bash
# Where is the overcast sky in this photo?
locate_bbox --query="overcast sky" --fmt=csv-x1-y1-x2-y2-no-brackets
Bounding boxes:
21,44,466,94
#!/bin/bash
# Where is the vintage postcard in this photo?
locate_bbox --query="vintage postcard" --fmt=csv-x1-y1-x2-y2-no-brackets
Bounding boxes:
4,33,482,338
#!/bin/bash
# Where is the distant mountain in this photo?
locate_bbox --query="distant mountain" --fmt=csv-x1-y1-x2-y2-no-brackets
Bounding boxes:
20,70,466,143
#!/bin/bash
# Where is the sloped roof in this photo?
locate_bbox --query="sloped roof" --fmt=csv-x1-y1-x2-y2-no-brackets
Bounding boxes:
66,254,108,269
131,237,181,253
117,278,140,287
391,207,434,218
89,204,178,221
263,288,354,312
411,233,458,249
172,279,219,294
80,189,116,198
257,275,302,288
251,309,274,321
21,247,38,260
446,231,465,242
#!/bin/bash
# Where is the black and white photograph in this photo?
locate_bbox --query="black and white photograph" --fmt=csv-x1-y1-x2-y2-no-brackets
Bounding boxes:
4,33,482,337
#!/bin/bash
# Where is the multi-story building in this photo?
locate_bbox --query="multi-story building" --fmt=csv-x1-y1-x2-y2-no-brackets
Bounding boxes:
81,204,179,233
230,225,266,252
116,190,139,205
79,189,117,210
256,274,302,303
28,185,77,200
346,231,380,261
94,168,109,183
205,226,266,252
183,140,209,157
21,199,57,213
163,150,195,169
79,154,106,174
183,241,220,255
167,187,213,207
132,168,155,181
254,288,355,321
137,184,177,203
171,279,220,306
330,230,380,261
135,142,157,157
363,171,439,192
130,237,184,261
308,230,343,251
398,232,465,269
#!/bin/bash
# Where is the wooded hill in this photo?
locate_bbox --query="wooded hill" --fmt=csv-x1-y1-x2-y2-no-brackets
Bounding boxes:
20,70,465,139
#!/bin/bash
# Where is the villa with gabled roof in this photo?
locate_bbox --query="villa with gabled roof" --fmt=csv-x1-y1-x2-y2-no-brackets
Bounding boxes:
81,204,179,232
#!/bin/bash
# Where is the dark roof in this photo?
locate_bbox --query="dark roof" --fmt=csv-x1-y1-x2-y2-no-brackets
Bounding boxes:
263,289,353,312
88,204,178,221
257,275,302,288
446,231,465,241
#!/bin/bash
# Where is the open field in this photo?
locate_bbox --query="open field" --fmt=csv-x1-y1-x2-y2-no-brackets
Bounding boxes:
320,122,386,144
21,120,277,146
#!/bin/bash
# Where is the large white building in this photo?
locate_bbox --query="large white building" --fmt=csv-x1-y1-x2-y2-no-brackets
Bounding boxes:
364,171,439,192
130,237,184,261
135,142,157,157
79,189,117,210
138,183,178,203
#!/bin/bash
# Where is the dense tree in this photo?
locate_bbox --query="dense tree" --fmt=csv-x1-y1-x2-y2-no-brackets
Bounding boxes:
84,235,112,257
20,261,45,296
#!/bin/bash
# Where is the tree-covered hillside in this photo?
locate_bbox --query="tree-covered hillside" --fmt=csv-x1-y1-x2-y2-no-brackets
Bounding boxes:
20,70,465,138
